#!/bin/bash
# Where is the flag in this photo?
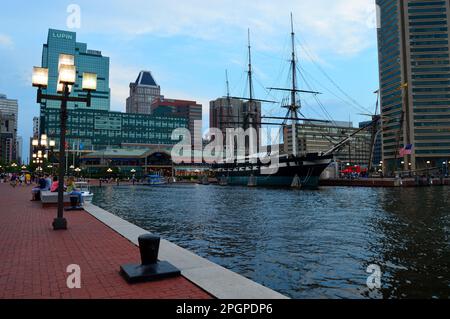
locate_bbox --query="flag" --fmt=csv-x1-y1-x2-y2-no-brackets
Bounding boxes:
399,144,413,157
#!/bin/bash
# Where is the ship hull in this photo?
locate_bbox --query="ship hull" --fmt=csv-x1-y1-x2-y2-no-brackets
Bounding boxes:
214,153,333,188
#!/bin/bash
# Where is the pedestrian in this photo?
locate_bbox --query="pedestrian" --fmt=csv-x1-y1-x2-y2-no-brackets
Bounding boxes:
25,172,31,186
10,174,17,188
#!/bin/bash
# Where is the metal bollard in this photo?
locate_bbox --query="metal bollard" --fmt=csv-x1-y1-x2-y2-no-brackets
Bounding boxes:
120,234,181,284
138,234,160,265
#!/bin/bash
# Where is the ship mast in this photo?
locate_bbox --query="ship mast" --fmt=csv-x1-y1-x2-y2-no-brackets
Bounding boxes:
290,13,299,156
245,29,255,130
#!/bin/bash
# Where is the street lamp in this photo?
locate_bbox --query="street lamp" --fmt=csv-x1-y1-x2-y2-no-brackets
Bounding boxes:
32,134,56,173
32,54,97,231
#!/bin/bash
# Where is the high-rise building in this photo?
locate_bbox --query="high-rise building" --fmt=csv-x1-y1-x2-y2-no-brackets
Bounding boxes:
376,0,450,173
38,30,191,157
0,94,18,163
126,71,162,114
40,29,110,115
33,117,40,137
16,136,23,165
152,98,202,142
209,97,261,149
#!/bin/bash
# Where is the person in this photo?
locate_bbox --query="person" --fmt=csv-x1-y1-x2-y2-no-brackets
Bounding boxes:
19,174,25,186
66,176,83,206
10,174,17,188
44,174,52,191
50,176,59,192
31,175,47,201
25,172,31,186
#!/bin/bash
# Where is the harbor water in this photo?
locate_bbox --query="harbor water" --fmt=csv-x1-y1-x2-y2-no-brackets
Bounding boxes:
92,184,450,299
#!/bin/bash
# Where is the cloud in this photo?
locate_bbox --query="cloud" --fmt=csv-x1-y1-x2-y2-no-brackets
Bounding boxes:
79,0,376,58
0,34,13,49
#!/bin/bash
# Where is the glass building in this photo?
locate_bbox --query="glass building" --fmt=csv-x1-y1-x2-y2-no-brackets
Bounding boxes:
38,29,190,155
40,29,110,112
376,0,450,173
44,108,187,152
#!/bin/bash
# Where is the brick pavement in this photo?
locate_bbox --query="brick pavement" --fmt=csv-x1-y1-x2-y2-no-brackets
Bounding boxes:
0,183,212,299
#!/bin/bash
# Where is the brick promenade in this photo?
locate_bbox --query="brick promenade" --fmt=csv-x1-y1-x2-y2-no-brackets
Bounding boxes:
0,183,211,299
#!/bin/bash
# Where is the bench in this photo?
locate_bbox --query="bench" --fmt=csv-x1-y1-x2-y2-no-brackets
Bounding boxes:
40,191,72,208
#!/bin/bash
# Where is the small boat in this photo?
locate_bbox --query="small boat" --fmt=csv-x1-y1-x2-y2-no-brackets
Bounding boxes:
75,182,94,202
144,174,167,186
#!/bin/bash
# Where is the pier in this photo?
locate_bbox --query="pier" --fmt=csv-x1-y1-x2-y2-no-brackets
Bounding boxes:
0,183,286,299
320,177,450,187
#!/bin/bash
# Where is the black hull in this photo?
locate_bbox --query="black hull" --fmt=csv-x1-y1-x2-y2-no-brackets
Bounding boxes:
213,153,333,188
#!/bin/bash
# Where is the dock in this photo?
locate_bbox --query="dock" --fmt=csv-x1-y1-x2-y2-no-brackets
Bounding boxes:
0,183,287,299
320,177,450,187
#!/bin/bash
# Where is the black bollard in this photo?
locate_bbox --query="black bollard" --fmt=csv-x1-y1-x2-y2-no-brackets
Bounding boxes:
120,234,181,284
139,234,160,265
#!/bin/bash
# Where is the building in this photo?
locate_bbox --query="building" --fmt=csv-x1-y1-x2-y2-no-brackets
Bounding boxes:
38,29,189,158
359,119,383,169
283,121,372,167
152,98,202,142
0,94,18,163
40,29,110,112
79,146,209,176
126,71,162,114
15,136,23,165
33,117,40,137
376,0,450,173
43,108,187,154
209,97,261,149
39,29,110,138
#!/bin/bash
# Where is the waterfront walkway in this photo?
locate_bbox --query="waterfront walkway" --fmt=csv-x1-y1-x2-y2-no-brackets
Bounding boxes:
0,183,211,299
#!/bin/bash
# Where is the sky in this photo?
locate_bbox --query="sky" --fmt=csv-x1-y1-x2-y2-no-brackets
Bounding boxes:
0,0,380,162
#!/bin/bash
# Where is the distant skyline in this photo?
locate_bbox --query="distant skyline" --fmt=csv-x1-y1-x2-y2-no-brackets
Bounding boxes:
0,0,379,162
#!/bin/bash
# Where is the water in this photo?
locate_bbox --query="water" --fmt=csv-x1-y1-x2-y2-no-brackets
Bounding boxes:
92,185,450,299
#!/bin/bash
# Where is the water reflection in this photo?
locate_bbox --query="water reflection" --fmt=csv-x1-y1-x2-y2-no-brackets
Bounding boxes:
92,185,450,299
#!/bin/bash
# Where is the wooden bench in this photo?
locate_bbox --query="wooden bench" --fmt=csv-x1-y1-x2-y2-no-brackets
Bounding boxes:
40,191,72,208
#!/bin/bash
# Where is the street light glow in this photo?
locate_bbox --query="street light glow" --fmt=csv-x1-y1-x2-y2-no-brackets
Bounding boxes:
82,73,97,91
32,67,49,88
58,54,75,69
58,65,76,85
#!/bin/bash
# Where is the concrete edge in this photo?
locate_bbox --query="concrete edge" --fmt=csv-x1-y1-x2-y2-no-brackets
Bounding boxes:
83,202,289,300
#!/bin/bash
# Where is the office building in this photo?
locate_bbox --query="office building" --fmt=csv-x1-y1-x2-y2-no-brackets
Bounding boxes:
43,108,187,152
33,117,40,137
16,136,23,165
39,28,110,136
209,97,261,149
376,0,450,172
126,71,162,114
0,94,18,163
359,120,383,168
284,122,372,167
152,98,202,142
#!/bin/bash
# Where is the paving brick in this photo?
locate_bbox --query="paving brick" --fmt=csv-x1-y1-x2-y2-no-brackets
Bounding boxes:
0,184,212,299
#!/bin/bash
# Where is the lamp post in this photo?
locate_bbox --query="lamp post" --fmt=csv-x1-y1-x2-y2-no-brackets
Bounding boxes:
32,54,97,231
32,134,55,172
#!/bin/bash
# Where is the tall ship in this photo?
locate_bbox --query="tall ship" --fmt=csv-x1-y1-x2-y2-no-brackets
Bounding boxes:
213,15,370,188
